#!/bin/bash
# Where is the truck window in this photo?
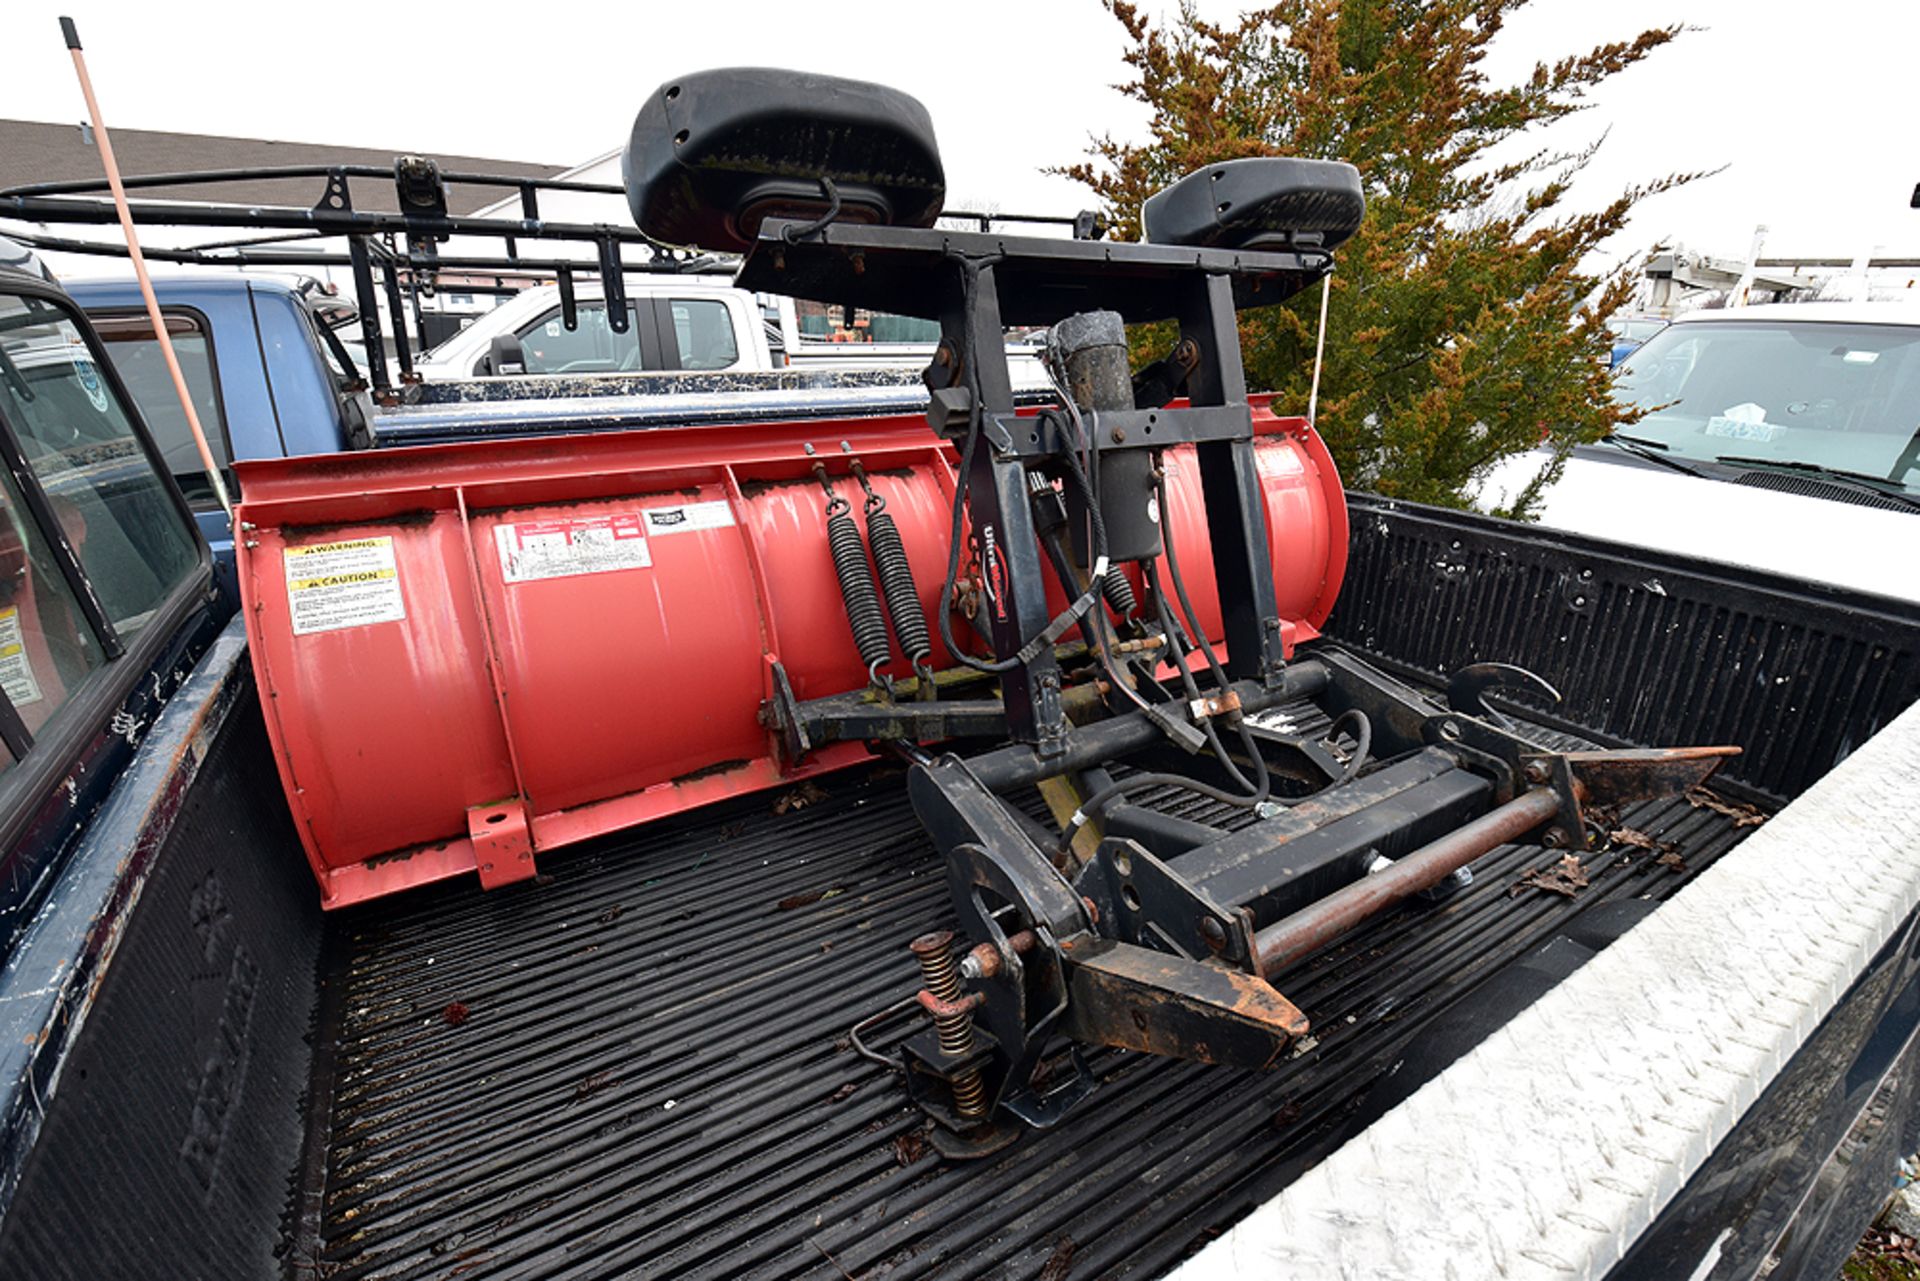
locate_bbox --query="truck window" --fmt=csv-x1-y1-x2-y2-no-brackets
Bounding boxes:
515,302,641,374
0,461,107,748
91,310,232,509
670,298,740,370
0,295,201,637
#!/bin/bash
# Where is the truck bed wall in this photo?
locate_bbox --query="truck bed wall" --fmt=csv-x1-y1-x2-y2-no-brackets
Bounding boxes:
0,684,322,1281
1333,495,1920,803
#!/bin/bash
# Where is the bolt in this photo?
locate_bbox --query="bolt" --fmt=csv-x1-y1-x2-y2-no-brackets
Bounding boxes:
1199,917,1227,953
1524,760,1551,785
1111,427,1127,444
1542,827,1569,849
1440,720,1462,741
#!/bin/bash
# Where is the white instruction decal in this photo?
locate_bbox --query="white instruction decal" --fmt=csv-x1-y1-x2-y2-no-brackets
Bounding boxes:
495,512,652,583
643,500,735,535
0,607,41,705
284,536,407,636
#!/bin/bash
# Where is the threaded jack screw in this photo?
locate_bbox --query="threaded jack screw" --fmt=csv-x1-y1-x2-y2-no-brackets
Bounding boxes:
910,930,988,1119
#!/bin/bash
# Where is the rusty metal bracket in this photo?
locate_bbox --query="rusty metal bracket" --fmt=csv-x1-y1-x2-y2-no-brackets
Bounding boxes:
468,799,535,889
1059,935,1309,1067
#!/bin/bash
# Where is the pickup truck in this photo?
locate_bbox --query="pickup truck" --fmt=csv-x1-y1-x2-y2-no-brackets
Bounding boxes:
1477,302,1920,604
63,274,1041,586
2,78,1920,1281
414,277,1050,383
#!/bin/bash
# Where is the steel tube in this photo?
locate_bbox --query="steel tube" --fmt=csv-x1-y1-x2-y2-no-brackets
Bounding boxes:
1253,786,1562,976
966,660,1330,793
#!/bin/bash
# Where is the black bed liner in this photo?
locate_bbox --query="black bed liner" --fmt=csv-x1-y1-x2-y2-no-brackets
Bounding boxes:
308,742,1758,1281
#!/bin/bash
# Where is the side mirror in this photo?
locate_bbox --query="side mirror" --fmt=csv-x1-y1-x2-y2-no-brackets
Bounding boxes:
481,334,526,376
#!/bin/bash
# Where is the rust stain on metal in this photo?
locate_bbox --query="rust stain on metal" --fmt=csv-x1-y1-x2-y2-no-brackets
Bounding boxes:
571,1069,618,1102
776,886,844,911
1037,1235,1077,1281
892,1130,930,1166
916,989,985,1020
1561,745,1740,810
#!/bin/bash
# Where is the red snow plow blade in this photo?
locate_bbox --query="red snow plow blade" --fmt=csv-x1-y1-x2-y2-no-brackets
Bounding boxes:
234,398,1345,907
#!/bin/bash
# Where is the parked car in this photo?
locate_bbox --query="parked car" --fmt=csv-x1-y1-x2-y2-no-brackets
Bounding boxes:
1478,302,1920,602
413,276,772,378
415,278,1052,385
1606,313,1667,367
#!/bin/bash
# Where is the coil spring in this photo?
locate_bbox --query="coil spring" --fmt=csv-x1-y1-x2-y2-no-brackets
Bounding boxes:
855,464,933,679
1102,565,1139,620
910,931,987,1119
817,464,892,682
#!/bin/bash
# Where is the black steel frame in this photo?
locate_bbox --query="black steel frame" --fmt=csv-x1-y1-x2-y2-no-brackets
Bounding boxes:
0,161,1100,398
724,211,1742,1143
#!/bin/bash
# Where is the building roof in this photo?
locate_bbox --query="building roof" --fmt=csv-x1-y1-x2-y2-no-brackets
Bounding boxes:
0,118,568,215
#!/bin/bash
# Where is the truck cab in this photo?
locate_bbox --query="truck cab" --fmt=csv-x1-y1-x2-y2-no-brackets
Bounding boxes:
64,274,371,575
0,240,224,954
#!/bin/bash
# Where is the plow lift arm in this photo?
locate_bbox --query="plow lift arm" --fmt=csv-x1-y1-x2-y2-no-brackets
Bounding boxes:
624,67,1739,1156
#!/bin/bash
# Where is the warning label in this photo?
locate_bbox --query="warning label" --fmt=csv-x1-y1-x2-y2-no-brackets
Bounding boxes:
0,607,41,706
495,512,652,584
1254,446,1303,480
643,500,735,536
284,536,407,636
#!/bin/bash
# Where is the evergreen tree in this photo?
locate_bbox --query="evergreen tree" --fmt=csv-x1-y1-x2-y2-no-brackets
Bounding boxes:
1061,1,1691,511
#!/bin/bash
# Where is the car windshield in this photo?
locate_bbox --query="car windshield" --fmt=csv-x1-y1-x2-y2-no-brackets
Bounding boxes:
1611,318,1920,494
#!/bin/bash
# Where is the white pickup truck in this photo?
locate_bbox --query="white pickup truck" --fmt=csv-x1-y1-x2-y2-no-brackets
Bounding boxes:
415,277,1050,385
1477,302,1920,604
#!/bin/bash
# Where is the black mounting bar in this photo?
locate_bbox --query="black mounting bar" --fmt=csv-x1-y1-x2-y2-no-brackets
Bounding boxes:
738,218,1332,751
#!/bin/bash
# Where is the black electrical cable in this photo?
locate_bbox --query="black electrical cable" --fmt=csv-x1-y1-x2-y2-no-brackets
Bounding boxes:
1153,470,1275,794
935,256,1108,676
781,176,842,242
1271,708,1372,805
1148,564,1259,796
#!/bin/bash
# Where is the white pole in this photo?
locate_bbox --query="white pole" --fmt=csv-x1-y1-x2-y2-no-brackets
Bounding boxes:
1307,273,1332,425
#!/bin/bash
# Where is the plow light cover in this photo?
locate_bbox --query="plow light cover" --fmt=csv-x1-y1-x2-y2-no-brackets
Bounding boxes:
624,67,946,255
1143,157,1366,253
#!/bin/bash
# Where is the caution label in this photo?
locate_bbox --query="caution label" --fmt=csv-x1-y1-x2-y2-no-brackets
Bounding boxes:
643,500,735,536
0,607,41,706
284,536,407,636
495,512,652,584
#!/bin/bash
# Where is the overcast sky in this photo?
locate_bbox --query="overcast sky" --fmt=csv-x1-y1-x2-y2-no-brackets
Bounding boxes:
5,0,1917,265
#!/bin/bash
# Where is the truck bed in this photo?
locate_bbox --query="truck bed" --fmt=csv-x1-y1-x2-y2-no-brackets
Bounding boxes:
5,496,1911,1281
304,736,1757,1281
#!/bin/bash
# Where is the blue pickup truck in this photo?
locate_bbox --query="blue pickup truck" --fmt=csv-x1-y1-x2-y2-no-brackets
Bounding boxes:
63,275,372,579
65,273,971,596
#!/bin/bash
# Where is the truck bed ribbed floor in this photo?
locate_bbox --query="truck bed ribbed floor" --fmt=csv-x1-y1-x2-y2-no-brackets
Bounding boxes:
308,753,1758,1281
